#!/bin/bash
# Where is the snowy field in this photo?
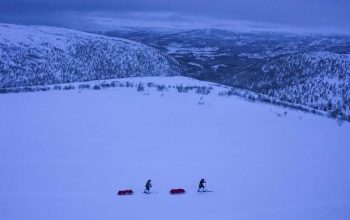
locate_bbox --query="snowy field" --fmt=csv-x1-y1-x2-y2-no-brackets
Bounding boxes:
0,77,349,220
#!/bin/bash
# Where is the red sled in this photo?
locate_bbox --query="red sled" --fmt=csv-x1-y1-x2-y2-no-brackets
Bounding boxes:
117,190,134,196
170,188,186,194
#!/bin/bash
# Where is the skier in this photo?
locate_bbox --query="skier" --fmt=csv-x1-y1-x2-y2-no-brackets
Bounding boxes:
198,178,206,192
144,179,152,194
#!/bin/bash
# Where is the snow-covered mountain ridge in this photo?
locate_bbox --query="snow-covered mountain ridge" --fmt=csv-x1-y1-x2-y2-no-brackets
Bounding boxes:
0,23,180,88
105,28,350,120
1,24,349,120
260,52,350,116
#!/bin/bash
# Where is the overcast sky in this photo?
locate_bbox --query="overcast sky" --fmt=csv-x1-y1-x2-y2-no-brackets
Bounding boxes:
0,0,349,33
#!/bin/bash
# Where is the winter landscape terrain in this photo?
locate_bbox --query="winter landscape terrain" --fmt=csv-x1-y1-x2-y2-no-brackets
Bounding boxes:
0,23,179,88
104,28,350,120
0,76,350,220
1,21,350,220
1,23,349,120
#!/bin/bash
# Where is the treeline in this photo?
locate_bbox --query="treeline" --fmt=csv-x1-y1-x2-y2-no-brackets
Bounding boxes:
1,79,349,122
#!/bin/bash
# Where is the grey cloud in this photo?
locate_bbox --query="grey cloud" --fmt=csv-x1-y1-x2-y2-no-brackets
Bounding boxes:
0,0,349,32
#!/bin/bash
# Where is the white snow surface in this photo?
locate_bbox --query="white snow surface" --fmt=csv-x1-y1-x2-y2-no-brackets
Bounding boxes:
0,76,349,220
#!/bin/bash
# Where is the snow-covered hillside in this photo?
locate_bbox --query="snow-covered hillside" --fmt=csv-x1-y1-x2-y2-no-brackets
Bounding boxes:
105,28,350,120
0,77,349,220
0,23,180,88
262,52,350,116
233,53,350,121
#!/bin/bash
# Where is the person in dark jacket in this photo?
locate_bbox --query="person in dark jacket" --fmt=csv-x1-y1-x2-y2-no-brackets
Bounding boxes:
144,179,152,193
198,178,206,192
